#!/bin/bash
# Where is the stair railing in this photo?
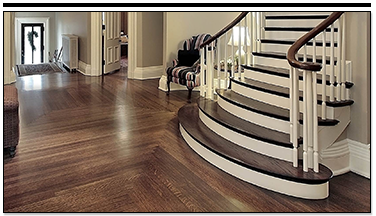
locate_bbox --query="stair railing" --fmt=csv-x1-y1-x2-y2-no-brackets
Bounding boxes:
287,12,346,172
199,12,253,99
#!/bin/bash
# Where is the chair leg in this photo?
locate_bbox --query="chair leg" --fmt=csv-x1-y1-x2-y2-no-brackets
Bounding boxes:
187,88,192,103
9,146,16,158
166,81,170,95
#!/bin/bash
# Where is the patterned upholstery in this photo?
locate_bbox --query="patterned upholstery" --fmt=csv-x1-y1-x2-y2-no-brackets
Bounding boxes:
4,85,19,154
166,34,211,90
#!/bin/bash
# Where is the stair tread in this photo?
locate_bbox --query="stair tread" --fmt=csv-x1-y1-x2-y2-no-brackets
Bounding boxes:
242,64,354,88
261,39,337,47
265,15,329,19
178,103,333,184
197,98,297,147
231,77,354,107
252,51,336,64
264,27,338,32
216,89,339,126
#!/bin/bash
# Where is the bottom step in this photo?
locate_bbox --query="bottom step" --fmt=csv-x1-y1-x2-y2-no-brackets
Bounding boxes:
178,103,332,199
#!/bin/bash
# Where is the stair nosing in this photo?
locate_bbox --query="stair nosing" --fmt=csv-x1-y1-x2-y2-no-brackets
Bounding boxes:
217,89,339,126
265,15,329,20
260,39,337,47
252,51,337,65
179,104,333,185
264,27,338,32
231,77,354,107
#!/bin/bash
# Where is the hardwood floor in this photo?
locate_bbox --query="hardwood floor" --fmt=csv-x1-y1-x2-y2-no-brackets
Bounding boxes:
3,67,370,212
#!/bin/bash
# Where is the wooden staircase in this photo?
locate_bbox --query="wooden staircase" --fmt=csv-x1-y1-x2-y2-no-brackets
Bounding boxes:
178,12,353,199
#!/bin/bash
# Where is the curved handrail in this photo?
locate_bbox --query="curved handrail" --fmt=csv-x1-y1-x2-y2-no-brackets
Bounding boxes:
199,12,249,49
287,12,344,71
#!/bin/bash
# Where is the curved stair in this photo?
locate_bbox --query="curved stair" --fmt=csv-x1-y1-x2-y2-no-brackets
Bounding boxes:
178,103,332,199
177,12,353,200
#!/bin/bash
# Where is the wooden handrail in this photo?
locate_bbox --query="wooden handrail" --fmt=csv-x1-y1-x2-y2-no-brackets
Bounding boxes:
199,12,249,49
287,12,344,71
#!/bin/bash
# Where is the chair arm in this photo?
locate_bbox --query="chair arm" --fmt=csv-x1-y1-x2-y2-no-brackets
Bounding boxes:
4,99,19,111
172,59,179,67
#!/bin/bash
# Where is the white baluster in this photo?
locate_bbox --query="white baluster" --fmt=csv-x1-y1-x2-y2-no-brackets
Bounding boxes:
330,24,335,102
303,69,308,172
292,67,299,168
211,41,215,99
341,14,346,101
238,23,241,79
244,17,248,66
252,12,257,54
313,71,319,173
206,44,212,100
200,48,205,97
347,61,352,100
231,28,235,79
337,18,342,101
225,32,229,89
322,30,327,120
313,37,316,63
289,67,293,143
307,70,313,169
217,38,221,89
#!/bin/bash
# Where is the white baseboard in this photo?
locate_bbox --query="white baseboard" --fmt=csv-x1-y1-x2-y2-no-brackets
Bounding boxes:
348,139,370,179
320,138,370,178
78,60,92,76
319,139,350,176
131,65,163,80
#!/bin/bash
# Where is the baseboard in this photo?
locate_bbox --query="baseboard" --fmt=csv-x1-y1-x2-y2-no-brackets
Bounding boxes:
320,138,370,178
132,65,163,80
319,139,350,176
78,60,92,76
348,139,370,179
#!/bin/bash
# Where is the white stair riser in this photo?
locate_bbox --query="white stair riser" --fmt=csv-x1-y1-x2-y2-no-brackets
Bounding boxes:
232,80,325,116
199,109,293,162
244,68,335,95
264,31,338,42
217,96,291,134
180,124,330,200
261,43,338,56
266,19,339,28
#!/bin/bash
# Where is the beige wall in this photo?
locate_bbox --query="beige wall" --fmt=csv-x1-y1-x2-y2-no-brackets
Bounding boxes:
136,12,163,68
55,12,91,64
164,12,240,67
4,12,16,84
345,12,371,145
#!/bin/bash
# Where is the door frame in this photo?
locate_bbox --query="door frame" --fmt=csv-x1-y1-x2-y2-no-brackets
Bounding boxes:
90,12,136,77
21,23,44,64
15,17,49,65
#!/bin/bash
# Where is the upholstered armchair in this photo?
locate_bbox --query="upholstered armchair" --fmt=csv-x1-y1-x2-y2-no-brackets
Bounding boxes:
166,34,212,101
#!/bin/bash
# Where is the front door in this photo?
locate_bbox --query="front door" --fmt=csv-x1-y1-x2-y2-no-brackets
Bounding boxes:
103,12,121,74
21,23,44,64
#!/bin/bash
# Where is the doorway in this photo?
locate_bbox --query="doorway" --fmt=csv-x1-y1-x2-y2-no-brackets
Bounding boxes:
21,23,44,64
